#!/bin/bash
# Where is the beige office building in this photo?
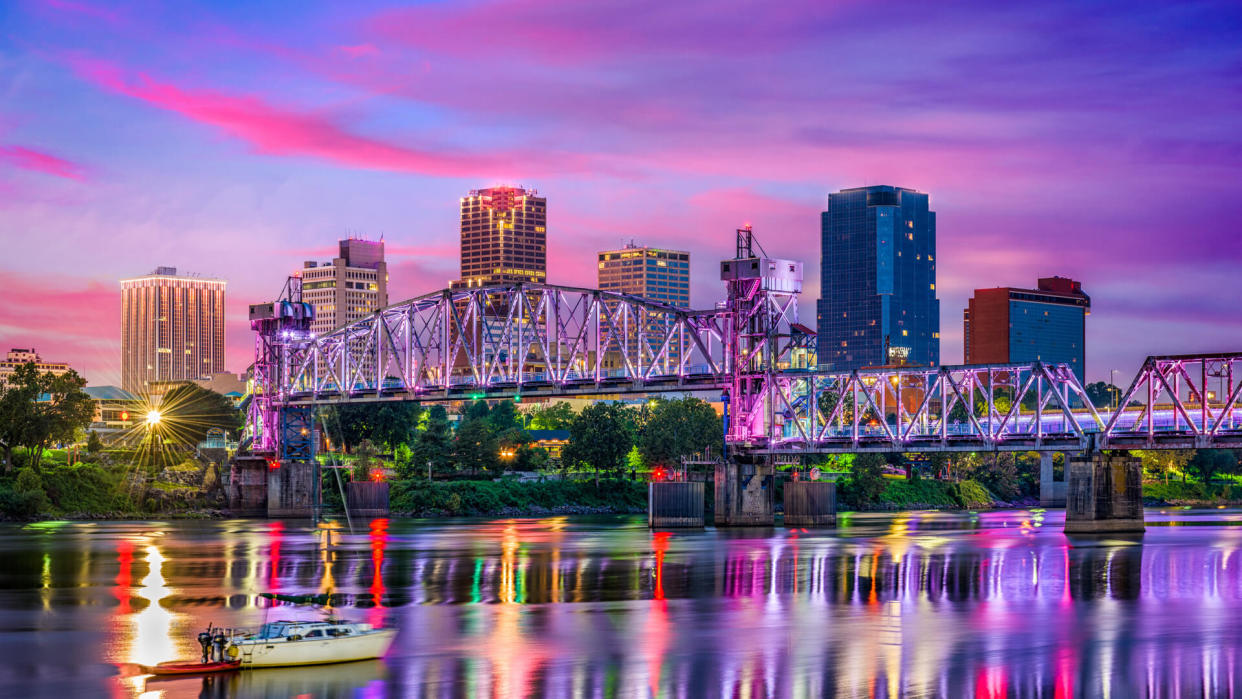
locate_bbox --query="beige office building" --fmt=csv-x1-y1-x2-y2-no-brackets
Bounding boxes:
597,243,691,307
301,238,389,335
121,266,226,394
451,186,546,289
0,348,71,385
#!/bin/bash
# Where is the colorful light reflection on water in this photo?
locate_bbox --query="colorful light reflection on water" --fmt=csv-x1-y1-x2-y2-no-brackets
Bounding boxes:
2,510,1242,696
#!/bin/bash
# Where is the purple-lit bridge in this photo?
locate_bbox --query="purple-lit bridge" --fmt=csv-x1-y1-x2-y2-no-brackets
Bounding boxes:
246,235,1242,461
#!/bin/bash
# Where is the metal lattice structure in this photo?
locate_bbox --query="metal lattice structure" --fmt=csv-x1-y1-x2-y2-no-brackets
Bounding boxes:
757,357,1240,453
278,283,731,402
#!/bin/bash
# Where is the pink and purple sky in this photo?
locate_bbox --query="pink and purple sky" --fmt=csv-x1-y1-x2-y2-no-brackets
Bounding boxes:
1,0,1239,387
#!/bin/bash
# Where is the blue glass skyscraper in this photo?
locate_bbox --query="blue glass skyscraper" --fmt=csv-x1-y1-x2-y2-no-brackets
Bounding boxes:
816,186,939,371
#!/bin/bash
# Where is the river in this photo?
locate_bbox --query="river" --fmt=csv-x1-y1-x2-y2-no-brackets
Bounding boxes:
1,509,1241,697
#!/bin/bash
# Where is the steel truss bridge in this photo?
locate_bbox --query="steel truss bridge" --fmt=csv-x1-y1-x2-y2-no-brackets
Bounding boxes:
247,233,1241,458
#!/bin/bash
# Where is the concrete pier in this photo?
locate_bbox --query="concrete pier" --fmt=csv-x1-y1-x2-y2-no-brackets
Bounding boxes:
227,456,269,517
783,480,836,527
267,461,317,518
714,459,774,526
1064,453,1145,534
346,481,390,519
1039,452,1067,507
648,482,705,528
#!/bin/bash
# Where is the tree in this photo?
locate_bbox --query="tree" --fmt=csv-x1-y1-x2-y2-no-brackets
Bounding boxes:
465,399,491,421
157,383,243,445
454,416,499,477
0,364,94,472
529,401,574,430
1085,382,1122,410
1186,449,1240,485
86,430,103,454
351,439,378,481
1134,449,1194,484
846,452,887,508
637,398,721,468
488,400,520,433
412,405,453,477
563,403,633,482
329,402,422,452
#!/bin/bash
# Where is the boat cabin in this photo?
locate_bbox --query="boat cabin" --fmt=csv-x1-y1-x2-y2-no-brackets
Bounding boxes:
245,620,372,642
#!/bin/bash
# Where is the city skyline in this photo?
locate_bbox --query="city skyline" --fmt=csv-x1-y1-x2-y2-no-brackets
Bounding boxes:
1,0,1240,386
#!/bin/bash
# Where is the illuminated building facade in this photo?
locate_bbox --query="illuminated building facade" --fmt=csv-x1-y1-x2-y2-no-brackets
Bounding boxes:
964,276,1090,380
451,186,546,289
816,185,939,370
0,348,71,385
597,243,690,307
302,238,388,334
120,266,226,394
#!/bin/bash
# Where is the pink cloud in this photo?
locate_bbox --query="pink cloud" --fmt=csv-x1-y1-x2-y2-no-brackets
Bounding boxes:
67,57,607,179
0,145,86,180
0,271,119,384
335,43,379,59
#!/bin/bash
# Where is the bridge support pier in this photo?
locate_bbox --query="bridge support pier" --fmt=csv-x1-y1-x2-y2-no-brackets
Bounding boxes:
714,458,774,526
267,461,317,518
783,480,836,527
1039,452,1067,507
1064,454,1145,534
648,482,705,528
228,456,269,517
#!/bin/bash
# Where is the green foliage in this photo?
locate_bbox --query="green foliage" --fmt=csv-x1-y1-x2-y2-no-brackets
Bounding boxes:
351,440,378,481
0,364,94,472
954,480,996,509
13,468,49,512
1186,449,1241,484
39,463,133,513
563,403,633,478
393,443,415,479
328,402,422,451
840,452,887,508
528,401,574,430
413,405,453,475
454,417,499,476
465,400,490,421
1085,381,1122,409
390,478,647,516
880,478,962,508
636,398,720,466
86,431,103,454
488,400,520,433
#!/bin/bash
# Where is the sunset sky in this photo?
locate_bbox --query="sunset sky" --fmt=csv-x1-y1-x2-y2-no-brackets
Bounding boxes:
1,0,1239,387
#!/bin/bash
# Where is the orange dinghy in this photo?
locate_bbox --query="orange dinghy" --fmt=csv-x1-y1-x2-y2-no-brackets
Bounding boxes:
144,660,241,676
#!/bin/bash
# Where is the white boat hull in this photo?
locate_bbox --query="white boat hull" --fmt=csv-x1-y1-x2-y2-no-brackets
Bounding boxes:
233,628,397,667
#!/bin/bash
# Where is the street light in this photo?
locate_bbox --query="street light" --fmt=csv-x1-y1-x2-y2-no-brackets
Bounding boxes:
145,409,162,427
1109,369,1120,412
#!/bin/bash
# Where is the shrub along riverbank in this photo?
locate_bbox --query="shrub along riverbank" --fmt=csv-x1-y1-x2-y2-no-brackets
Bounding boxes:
390,478,649,517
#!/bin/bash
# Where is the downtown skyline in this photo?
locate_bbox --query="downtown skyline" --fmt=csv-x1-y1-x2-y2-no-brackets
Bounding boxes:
1,0,1240,386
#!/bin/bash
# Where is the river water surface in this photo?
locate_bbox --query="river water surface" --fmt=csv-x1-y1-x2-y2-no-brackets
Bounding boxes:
2,509,1242,697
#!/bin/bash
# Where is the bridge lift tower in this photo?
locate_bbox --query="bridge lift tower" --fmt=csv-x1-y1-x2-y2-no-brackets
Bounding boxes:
715,227,804,525
230,276,317,517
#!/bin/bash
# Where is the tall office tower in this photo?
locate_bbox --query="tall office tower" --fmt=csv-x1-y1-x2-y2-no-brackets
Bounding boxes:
451,186,546,289
301,238,389,335
964,276,1090,380
816,186,939,371
120,266,226,394
597,243,691,307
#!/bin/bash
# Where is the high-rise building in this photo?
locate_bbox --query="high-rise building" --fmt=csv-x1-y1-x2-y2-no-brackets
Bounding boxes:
0,348,71,385
816,186,939,371
451,186,546,289
963,276,1090,380
120,266,226,394
597,243,691,307
301,238,389,335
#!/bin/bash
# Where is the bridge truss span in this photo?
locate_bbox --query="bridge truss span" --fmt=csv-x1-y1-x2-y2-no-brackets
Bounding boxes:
280,283,730,402
759,353,1242,454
